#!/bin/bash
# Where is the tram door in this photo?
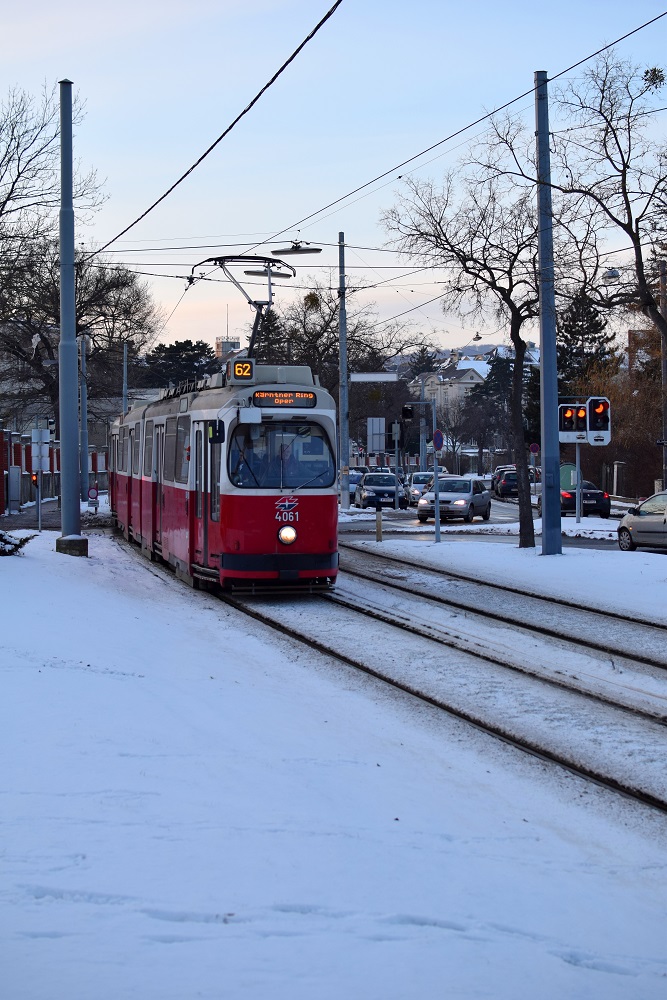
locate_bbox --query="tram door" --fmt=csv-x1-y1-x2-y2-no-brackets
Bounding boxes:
154,423,165,545
193,425,208,564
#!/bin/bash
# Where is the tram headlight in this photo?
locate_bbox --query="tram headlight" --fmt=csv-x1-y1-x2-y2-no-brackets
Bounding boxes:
278,525,297,545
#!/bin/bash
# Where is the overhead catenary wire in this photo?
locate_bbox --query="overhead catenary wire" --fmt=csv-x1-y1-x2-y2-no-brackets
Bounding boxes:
245,10,667,253
88,0,345,258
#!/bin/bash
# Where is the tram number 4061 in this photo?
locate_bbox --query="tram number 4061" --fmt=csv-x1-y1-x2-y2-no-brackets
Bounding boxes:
275,511,299,522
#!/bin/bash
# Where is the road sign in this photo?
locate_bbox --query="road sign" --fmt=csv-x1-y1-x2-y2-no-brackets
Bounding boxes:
433,429,444,451
529,442,540,455
88,487,98,500
349,372,399,382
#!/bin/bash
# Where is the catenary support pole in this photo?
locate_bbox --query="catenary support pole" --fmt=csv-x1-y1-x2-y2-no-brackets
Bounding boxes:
535,71,562,555
660,261,667,490
56,80,86,556
338,233,350,510
419,375,427,471
432,397,441,543
79,335,89,501
122,342,128,415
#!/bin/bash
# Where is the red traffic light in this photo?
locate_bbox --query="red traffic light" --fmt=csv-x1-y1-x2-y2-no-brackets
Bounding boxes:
588,397,610,431
30,472,38,487
575,406,587,431
558,406,575,432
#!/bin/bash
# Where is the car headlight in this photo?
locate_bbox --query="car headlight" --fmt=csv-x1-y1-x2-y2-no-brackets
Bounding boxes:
411,489,420,497
363,489,376,496
452,499,466,506
278,526,297,545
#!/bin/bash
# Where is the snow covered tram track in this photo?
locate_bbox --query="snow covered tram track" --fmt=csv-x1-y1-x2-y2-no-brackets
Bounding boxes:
219,590,667,815
338,542,667,671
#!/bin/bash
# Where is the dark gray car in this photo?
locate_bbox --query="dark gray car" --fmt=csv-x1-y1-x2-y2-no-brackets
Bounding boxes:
618,491,667,551
417,477,492,523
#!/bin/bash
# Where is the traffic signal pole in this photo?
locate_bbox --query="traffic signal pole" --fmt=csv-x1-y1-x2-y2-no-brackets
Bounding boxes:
535,71,562,555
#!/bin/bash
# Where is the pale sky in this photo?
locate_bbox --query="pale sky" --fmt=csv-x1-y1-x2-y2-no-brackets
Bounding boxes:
4,0,667,350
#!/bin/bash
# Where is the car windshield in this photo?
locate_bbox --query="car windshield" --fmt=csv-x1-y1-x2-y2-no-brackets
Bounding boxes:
412,474,431,484
229,422,335,489
502,472,517,481
364,474,397,487
437,479,471,493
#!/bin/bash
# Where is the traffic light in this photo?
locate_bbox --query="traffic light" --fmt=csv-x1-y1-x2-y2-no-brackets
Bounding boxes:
588,397,610,431
558,405,575,433
575,405,588,432
30,472,38,488
558,403,588,443
587,397,611,446
401,404,414,420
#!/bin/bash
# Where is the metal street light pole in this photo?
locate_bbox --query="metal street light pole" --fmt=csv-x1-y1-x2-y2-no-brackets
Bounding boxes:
535,70,562,556
56,79,86,556
660,260,667,490
338,232,350,509
79,335,89,501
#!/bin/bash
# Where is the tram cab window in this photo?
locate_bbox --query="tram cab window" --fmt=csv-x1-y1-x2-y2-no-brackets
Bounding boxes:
229,422,334,489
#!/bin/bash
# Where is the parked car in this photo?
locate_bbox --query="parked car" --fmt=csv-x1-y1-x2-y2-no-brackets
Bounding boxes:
353,473,409,510
537,481,611,518
406,471,433,505
417,477,492,523
491,464,515,492
617,491,667,551
461,471,494,491
340,469,365,504
495,470,519,497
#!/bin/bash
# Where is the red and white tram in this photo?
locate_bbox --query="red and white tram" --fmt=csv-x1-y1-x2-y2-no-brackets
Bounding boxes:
110,360,338,589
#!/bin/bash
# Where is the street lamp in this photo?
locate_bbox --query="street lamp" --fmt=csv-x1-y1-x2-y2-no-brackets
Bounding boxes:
271,242,322,256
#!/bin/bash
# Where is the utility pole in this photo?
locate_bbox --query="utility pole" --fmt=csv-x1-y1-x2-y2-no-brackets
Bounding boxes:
660,260,667,490
79,335,89,501
56,79,86,556
535,70,561,556
419,375,427,471
338,232,350,509
122,342,128,414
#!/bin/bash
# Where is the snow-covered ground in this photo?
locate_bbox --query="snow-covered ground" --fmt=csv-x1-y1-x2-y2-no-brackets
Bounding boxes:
2,525,666,999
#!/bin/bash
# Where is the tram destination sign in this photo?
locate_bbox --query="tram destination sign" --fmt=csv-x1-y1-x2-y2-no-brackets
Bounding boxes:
253,390,317,408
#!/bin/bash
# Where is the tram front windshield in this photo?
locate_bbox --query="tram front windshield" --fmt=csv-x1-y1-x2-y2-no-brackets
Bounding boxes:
229,422,335,489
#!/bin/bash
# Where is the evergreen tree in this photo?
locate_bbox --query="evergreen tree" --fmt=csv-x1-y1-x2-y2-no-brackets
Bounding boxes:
142,339,219,387
408,346,438,379
557,290,619,391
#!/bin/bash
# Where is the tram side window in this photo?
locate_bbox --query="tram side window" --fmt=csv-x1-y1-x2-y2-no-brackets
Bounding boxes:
164,417,177,481
174,416,191,484
143,420,154,477
210,441,221,521
132,422,141,475
119,426,129,472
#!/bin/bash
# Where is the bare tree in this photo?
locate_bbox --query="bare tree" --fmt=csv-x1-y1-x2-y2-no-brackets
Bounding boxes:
0,241,162,431
0,84,101,249
478,52,667,486
383,168,581,546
